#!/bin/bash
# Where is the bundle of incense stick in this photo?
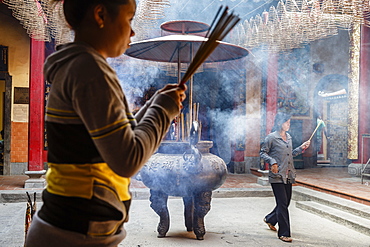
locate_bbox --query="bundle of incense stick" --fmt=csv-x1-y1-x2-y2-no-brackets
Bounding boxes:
308,119,324,141
179,6,240,86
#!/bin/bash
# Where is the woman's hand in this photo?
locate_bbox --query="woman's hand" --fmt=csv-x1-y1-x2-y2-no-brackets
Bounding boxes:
301,140,311,150
271,163,278,173
159,84,187,109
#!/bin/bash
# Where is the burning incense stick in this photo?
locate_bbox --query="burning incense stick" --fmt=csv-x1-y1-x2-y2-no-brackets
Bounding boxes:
179,6,240,86
181,113,184,141
308,119,324,141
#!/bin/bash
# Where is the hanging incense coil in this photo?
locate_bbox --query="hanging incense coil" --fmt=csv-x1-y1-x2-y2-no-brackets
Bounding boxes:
5,0,370,53
136,0,170,20
131,0,171,40
4,0,49,40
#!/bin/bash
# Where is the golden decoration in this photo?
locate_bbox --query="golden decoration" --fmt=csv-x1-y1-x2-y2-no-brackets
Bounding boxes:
347,23,360,159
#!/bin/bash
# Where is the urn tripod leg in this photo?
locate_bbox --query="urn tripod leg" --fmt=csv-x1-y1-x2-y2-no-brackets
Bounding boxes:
193,191,212,240
182,196,194,232
149,189,170,238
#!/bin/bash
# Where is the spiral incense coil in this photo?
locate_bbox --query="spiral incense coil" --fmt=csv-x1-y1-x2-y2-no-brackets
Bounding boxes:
231,0,370,53
4,0,49,40
4,0,370,53
132,0,171,40
136,0,170,20
46,1,73,45
4,0,171,44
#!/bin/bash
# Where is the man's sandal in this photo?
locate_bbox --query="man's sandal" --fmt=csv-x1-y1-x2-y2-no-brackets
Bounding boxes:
279,236,293,242
263,218,277,231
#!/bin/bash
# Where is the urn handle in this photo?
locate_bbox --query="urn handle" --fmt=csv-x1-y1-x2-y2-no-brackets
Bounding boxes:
183,145,202,173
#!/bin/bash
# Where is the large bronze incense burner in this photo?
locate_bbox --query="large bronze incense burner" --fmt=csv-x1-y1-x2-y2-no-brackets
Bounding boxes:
125,19,248,240
139,140,227,240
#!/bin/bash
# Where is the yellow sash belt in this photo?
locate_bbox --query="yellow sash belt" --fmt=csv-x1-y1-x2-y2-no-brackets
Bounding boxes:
46,162,131,201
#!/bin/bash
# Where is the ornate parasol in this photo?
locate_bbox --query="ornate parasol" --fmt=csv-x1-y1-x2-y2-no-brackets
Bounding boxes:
125,19,248,141
160,20,210,34
125,34,248,64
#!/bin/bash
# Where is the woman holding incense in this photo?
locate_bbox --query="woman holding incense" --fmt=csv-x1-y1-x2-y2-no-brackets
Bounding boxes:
260,112,310,243
25,0,186,246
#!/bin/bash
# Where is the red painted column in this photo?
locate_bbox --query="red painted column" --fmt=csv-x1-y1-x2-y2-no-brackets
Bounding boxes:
359,25,370,164
28,39,45,171
266,53,278,135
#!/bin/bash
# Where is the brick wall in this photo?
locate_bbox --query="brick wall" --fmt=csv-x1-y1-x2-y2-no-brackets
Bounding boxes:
328,98,348,166
11,121,28,162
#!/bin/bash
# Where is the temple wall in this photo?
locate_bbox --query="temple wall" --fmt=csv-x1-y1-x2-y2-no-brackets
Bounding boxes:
0,4,30,174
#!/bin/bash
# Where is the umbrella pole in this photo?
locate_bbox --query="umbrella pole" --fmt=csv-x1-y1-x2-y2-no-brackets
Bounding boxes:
189,44,194,137
177,50,188,141
177,49,181,85
179,43,194,142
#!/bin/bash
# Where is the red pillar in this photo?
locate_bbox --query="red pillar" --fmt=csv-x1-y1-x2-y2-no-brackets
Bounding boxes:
359,25,370,164
28,39,45,171
266,53,278,135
